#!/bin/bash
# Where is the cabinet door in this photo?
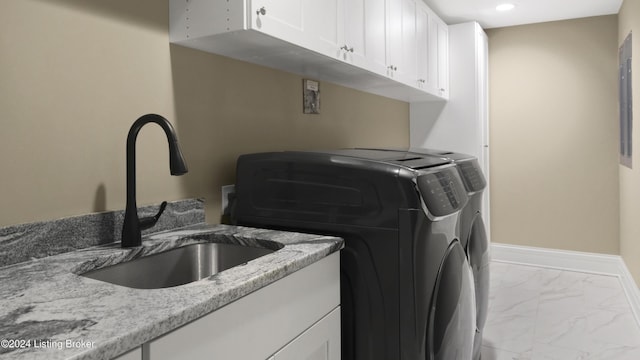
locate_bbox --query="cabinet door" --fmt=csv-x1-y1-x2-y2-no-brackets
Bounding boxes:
113,347,141,360
415,3,430,89
386,0,402,79
343,0,387,76
273,307,341,360
307,0,344,58
435,16,449,97
417,4,448,96
365,0,389,74
401,0,417,83
250,0,306,47
251,0,345,59
343,0,365,63
147,254,340,360
386,0,416,83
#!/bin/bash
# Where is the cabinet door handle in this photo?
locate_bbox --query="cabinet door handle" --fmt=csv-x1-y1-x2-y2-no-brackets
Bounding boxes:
418,79,426,83
388,65,397,71
340,45,354,53
256,7,266,16
439,88,445,92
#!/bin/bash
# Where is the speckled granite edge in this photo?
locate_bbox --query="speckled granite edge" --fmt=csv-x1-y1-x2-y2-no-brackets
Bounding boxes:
0,224,343,360
0,199,205,267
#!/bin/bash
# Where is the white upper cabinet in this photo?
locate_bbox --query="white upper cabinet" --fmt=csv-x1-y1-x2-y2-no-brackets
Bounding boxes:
343,0,367,64
415,3,430,90
401,0,417,82
342,0,388,75
308,0,388,76
386,0,416,83
435,17,449,98
250,0,343,57
250,0,306,45
169,0,449,102
386,0,401,78
414,2,448,98
306,0,344,59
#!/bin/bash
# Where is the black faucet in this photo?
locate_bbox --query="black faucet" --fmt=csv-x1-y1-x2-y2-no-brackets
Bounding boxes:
121,114,188,247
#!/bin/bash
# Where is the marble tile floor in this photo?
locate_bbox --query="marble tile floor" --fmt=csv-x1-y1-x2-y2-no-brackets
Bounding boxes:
482,261,640,360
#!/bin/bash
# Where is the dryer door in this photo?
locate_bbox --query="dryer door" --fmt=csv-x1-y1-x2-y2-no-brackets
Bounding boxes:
428,240,476,360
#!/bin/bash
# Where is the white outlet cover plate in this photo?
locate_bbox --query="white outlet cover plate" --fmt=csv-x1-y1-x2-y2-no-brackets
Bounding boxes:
221,184,235,214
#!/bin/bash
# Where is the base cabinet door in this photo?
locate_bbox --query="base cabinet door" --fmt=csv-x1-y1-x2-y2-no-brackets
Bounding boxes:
145,253,340,360
112,347,141,360
272,307,341,360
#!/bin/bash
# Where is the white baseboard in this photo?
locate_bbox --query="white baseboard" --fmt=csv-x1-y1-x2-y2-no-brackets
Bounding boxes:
491,242,640,328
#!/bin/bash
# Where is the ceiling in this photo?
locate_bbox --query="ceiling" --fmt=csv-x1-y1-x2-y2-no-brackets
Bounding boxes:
421,0,623,29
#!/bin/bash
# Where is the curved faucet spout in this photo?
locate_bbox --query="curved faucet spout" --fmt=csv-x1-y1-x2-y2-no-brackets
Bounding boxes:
122,114,188,248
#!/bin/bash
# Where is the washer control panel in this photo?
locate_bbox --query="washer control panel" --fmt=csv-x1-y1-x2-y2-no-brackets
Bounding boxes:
457,160,486,193
417,168,468,217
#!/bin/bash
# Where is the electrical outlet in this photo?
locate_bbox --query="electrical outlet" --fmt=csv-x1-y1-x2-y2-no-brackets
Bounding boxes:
303,79,320,114
221,184,235,216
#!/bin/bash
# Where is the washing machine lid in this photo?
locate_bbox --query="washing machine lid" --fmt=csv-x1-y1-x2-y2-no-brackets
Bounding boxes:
403,148,488,193
319,149,468,217
407,147,473,161
320,149,451,169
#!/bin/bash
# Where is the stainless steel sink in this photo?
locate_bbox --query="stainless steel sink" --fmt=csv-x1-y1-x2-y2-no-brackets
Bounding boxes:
81,243,276,289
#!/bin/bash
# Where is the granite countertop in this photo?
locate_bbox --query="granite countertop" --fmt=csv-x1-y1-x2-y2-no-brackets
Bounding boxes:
0,223,343,360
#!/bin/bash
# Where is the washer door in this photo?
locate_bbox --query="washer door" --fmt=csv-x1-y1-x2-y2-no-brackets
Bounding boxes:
428,240,476,360
468,212,490,332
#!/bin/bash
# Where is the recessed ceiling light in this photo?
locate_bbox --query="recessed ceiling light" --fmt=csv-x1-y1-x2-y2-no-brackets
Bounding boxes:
496,3,515,11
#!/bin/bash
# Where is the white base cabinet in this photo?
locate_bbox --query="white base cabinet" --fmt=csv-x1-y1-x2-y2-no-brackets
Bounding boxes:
142,253,340,360
269,307,340,360
113,347,141,360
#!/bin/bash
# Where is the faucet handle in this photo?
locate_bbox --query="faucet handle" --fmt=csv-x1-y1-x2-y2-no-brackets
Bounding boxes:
139,201,168,230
